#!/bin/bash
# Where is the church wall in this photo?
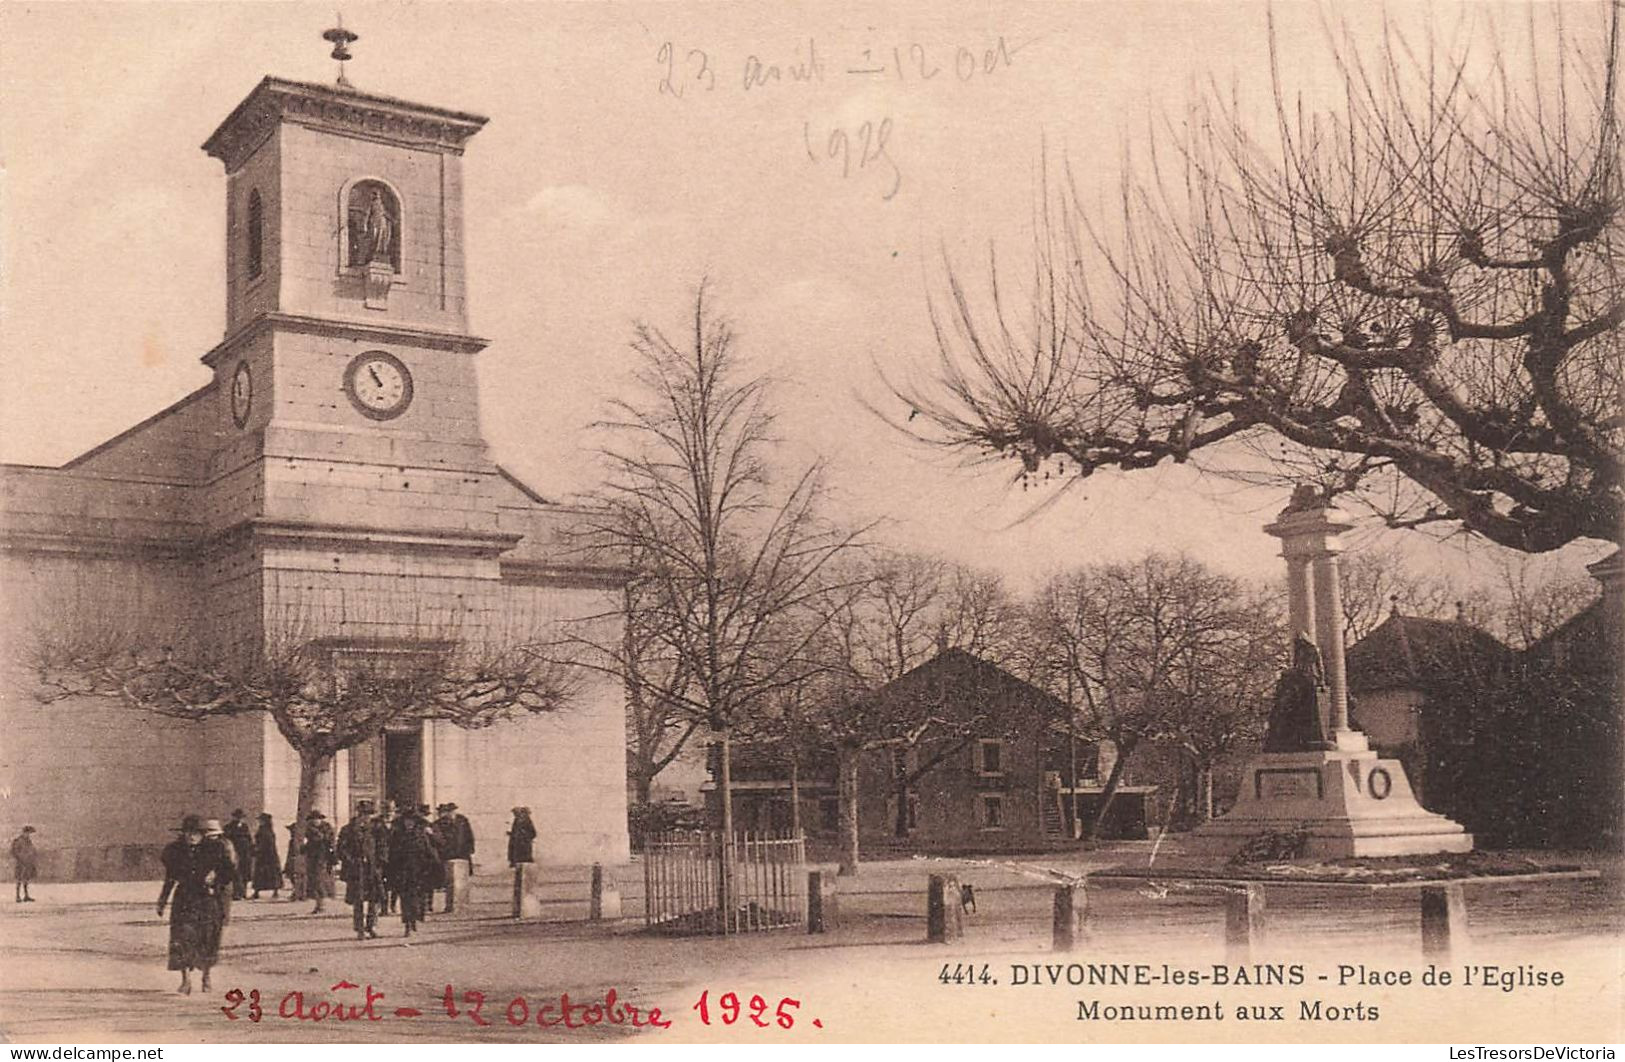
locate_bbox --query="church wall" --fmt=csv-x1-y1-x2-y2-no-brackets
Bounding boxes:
277,124,466,333
0,552,207,880
0,466,200,548
62,388,218,484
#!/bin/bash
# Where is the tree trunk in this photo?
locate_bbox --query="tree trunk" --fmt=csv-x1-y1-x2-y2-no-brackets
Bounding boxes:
289,749,326,901
1200,766,1215,821
715,728,733,932
632,767,653,808
837,745,860,876
893,756,910,838
1087,739,1135,842
788,754,802,837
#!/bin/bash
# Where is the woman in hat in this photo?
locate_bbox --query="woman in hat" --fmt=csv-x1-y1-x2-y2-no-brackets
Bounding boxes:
507,807,536,867
251,813,283,900
157,814,234,995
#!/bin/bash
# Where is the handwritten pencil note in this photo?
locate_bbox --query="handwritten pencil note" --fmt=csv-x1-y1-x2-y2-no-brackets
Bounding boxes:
652,35,1032,201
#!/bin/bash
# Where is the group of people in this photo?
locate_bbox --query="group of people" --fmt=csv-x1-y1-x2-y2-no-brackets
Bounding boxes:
12,799,529,996
326,800,475,940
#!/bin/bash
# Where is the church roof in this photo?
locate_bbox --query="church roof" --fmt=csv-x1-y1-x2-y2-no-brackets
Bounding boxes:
1346,613,1511,693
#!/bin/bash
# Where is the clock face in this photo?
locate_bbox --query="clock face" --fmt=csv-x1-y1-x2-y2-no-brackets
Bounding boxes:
230,361,253,428
343,351,413,421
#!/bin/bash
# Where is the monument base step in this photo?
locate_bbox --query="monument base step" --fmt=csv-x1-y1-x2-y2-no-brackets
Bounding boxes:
1186,747,1473,859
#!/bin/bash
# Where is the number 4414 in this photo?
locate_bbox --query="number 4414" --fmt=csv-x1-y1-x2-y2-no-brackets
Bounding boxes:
939,963,995,985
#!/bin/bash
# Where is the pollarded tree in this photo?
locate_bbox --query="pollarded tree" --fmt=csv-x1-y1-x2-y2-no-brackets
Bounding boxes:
28,579,576,873
903,4,1622,553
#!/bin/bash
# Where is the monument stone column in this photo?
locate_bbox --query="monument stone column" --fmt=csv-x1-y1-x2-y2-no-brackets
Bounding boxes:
1188,483,1471,857
1263,488,1366,751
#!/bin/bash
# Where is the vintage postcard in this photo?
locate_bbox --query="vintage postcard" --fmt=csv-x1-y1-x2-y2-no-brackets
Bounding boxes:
0,0,1620,1048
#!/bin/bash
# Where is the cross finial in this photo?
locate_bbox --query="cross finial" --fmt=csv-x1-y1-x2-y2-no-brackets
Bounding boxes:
322,15,359,89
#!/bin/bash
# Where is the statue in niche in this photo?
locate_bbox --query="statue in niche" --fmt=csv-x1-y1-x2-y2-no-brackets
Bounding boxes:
362,189,393,265
1263,632,1333,753
347,183,399,270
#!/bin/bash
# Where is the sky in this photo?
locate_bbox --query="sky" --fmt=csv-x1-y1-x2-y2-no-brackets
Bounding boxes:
0,1,1611,597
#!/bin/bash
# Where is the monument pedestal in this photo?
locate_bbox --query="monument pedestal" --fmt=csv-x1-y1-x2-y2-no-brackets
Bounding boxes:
1187,745,1472,858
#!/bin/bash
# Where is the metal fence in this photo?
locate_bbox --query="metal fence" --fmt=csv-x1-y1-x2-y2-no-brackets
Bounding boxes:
642,829,807,935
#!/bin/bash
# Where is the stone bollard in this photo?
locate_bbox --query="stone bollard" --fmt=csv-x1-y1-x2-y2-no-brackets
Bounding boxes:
1224,883,1267,962
589,863,621,920
1051,882,1087,951
1420,883,1469,960
926,874,963,944
807,870,838,934
512,863,544,920
445,859,471,913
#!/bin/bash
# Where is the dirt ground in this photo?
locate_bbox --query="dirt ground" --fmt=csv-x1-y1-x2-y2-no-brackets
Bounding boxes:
2,845,1620,1044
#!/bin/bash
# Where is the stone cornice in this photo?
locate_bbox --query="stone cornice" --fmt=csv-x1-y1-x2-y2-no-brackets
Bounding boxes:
203,77,488,172
499,559,631,590
245,517,521,558
203,312,490,367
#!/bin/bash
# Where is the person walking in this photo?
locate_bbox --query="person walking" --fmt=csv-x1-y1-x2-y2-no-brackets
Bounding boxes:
337,801,383,940
11,826,38,903
202,819,238,930
303,810,337,914
391,811,440,937
507,807,536,866
251,813,282,900
223,811,254,900
157,814,233,995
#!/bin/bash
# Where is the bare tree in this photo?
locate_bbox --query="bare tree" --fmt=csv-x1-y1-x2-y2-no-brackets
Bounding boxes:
780,552,1024,873
1031,553,1268,838
902,5,1621,553
28,579,576,872
573,281,870,854
1339,544,1457,643
620,548,698,810
1158,584,1284,821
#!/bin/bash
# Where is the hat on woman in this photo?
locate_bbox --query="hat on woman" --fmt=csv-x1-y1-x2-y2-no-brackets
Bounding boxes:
258,812,273,822
203,819,224,836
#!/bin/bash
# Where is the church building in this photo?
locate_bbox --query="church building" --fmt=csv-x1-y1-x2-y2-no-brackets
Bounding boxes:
0,66,630,879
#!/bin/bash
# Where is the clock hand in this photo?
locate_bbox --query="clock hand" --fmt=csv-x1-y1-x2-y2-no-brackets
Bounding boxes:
369,366,384,387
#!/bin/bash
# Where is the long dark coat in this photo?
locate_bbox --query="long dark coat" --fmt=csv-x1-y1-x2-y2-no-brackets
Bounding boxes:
158,838,232,970
337,817,384,905
10,834,37,883
507,813,536,865
389,823,441,925
252,823,283,891
303,819,337,898
224,819,255,883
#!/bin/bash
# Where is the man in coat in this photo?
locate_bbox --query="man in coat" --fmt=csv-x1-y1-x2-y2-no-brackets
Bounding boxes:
251,813,282,900
303,810,337,914
337,801,384,939
223,810,255,900
391,811,440,936
11,826,38,903
507,807,536,867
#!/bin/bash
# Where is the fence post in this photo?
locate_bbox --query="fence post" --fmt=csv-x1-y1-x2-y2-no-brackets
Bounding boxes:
1420,884,1469,960
590,862,621,920
1052,882,1087,951
808,870,838,933
445,858,470,913
512,863,543,920
926,874,963,943
1224,883,1267,962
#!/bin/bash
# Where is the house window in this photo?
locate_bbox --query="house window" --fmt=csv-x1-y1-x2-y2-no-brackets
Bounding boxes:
976,739,1004,776
979,794,1004,829
246,189,263,280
